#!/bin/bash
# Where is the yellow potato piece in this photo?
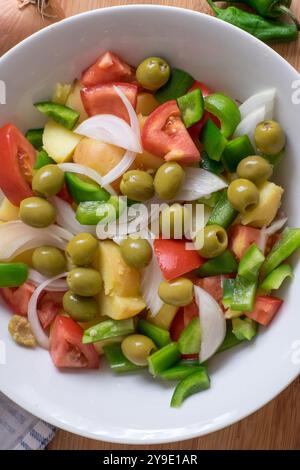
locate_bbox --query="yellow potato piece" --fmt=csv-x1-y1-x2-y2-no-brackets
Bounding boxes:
100,292,146,320
65,80,88,123
0,198,19,221
43,120,82,163
146,304,179,330
136,92,160,116
10,249,34,266
52,82,72,105
240,181,284,228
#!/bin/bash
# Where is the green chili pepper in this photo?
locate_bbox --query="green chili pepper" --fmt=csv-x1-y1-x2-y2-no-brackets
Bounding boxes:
259,263,293,291
222,278,235,309
238,243,265,282
222,135,255,172
159,364,206,381
212,0,293,19
83,318,135,344
207,190,237,228
76,196,123,225
138,319,171,348
204,93,241,138
33,150,56,170
232,317,258,341
198,191,222,208
34,101,80,130
148,342,180,377
103,343,142,373
170,369,210,408
207,0,299,43
261,228,300,278
218,321,243,352
155,68,194,104
196,250,238,277
65,172,110,204
200,151,224,175
0,263,28,288
202,119,228,162
231,276,257,311
177,89,204,128
25,128,44,150
178,318,201,355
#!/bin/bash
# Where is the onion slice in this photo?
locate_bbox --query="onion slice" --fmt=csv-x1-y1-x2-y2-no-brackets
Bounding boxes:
234,106,267,146
58,163,116,195
194,285,226,363
101,150,136,187
174,167,227,201
114,85,141,139
141,234,163,317
239,89,276,121
258,216,288,253
51,196,96,235
28,272,68,350
28,269,68,292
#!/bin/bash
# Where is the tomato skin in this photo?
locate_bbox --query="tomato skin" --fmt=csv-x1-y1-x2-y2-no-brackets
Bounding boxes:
50,315,99,369
246,296,283,326
0,124,36,206
229,224,262,261
81,82,138,123
142,101,200,164
57,185,73,205
170,308,185,342
154,238,206,281
38,291,64,329
189,81,212,97
187,82,221,141
0,283,35,316
183,299,199,326
81,51,135,87
194,276,224,304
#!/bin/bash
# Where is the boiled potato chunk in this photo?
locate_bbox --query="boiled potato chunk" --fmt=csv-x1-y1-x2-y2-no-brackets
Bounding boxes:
146,304,178,330
100,292,146,320
10,249,34,266
52,82,72,105
0,198,19,221
43,120,82,163
136,92,160,116
65,80,88,123
241,181,284,228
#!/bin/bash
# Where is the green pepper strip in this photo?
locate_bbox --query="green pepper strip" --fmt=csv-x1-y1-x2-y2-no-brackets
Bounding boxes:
238,243,265,282
259,263,293,291
159,364,206,381
207,189,237,228
202,119,227,162
0,263,28,288
178,318,201,355
170,369,210,408
103,343,142,373
207,0,298,43
83,318,135,344
231,276,257,312
204,93,241,138
34,101,80,130
177,89,204,128
261,228,300,278
65,172,110,204
196,250,238,277
222,278,235,309
148,342,180,377
232,317,258,341
33,150,56,170
198,191,222,208
155,68,194,103
200,151,224,175
218,321,243,352
76,196,124,225
138,319,171,348
222,135,255,172
25,128,44,150
212,0,293,20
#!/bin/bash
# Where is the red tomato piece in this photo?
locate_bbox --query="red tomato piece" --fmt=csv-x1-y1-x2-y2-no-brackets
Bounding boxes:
81,82,138,123
154,238,206,281
183,299,199,326
229,224,262,261
0,283,35,316
57,185,73,205
194,276,224,304
142,101,200,164
81,51,135,87
170,300,199,360
189,80,212,97
246,296,283,326
0,124,36,206
170,308,185,342
38,291,64,329
50,315,99,369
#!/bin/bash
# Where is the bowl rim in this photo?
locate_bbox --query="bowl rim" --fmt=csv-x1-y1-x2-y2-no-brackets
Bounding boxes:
0,4,299,444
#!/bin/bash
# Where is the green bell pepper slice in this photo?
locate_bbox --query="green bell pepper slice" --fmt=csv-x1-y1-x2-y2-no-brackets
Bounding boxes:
34,101,80,130
33,150,56,170
207,189,237,228
218,321,243,352
155,68,194,103
25,128,44,150
0,263,28,288
198,191,221,208
178,318,201,355
138,319,171,348
202,119,227,161
200,151,224,175
65,172,110,204
238,243,265,282
148,342,180,377
103,343,142,373
222,278,235,309
232,317,258,341
170,369,210,408
159,364,206,381
204,93,241,138
259,263,293,292
262,228,300,278
83,318,135,344
196,250,238,277
231,276,257,312
222,135,255,172
76,196,123,225
177,89,204,128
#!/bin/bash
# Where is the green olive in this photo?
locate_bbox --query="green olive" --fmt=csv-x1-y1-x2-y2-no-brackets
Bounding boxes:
62,291,98,322
158,277,194,307
154,162,184,200
121,334,156,366
196,224,228,259
66,233,98,266
237,156,273,184
20,197,56,228
67,268,102,297
254,120,286,155
136,57,170,91
120,170,154,201
120,237,152,268
32,246,66,277
32,165,65,197
159,203,186,238
227,178,259,213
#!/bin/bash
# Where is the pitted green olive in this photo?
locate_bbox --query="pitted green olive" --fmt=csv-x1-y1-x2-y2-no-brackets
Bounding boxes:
67,268,102,297
237,156,273,183
196,224,228,259
158,278,194,307
20,197,56,228
121,334,156,366
120,170,154,201
227,179,259,214
32,165,65,197
66,233,98,266
62,291,98,322
254,120,286,155
120,237,152,268
136,57,170,91
32,246,66,277
154,162,184,200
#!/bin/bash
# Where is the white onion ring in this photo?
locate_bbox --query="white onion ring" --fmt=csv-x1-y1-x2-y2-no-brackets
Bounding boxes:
51,196,96,235
28,269,68,292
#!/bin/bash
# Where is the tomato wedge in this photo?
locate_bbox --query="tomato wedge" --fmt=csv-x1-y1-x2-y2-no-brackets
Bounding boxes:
170,300,199,361
0,124,36,206
0,282,35,316
50,315,99,369
81,82,138,123
229,224,262,260
154,238,205,281
189,81,212,97
194,276,224,304
38,292,64,329
141,101,200,164
170,308,185,342
245,296,283,326
81,51,135,87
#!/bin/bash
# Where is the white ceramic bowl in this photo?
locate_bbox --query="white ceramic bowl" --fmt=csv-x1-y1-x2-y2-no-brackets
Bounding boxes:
0,5,300,445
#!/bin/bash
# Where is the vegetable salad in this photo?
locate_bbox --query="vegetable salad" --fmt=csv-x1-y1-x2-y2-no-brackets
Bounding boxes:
0,51,299,408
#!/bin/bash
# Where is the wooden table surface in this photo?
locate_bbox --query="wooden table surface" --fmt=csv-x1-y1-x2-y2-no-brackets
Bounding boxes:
6,0,300,450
